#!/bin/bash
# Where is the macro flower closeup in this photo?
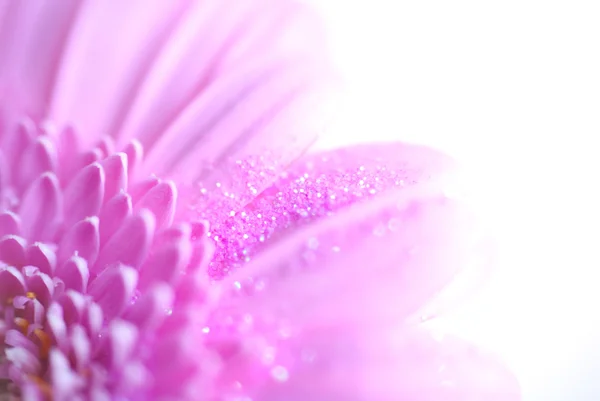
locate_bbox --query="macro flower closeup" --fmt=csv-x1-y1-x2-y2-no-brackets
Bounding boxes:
0,1,520,400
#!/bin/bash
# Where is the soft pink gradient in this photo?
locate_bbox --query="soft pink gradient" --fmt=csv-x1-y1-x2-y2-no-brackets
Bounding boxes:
0,1,519,400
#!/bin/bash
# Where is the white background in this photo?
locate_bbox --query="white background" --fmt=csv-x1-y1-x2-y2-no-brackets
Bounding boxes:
313,1,600,400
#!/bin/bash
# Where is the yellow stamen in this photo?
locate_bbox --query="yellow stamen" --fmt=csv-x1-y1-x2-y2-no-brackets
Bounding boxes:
14,317,29,334
27,374,53,399
34,328,51,360
26,291,36,299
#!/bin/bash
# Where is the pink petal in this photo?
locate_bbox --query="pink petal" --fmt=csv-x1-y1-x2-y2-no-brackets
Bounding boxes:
0,0,80,120
0,235,27,267
186,240,215,275
138,237,191,290
224,187,477,331
57,290,86,327
23,270,53,307
205,141,456,279
88,263,138,321
104,320,138,369
0,211,21,241
98,192,132,246
5,347,41,376
18,172,62,242
4,330,38,356
100,153,128,202
49,349,85,398
129,175,160,205
16,136,58,192
251,328,520,401
133,180,177,230
63,162,105,227
58,216,100,266
123,139,143,176
69,324,91,371
153,223,191,248
82,302,103,340
116,0,257,148
48,0,189,146
45,303,68,352
120,1,329,193
55,125,80,184
73,148,103,175
148,325,207,397
0,265,26,300
94,136,115,160
56,256,89,294
19,384,44,401
173,267,213,308
26,242,57,276
1,119,34,185
122,283,173,331
93,210,155,275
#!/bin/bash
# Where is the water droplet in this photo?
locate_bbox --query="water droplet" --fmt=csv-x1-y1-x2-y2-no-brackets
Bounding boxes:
262,347,276,364
271,366,289,382
387,218,401,231
301,349,317,363
372,224,386,236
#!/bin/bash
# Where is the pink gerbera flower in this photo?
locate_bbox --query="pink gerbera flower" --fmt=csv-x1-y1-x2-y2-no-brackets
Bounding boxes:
0,1,520,400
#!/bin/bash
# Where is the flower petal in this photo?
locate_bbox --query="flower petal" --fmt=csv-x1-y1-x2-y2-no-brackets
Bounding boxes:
93,210,155,275
0,235,27,267
98,192,132,246
89,263,138,321
250,328,521,401
0,0,81,120
104,319,138,369
26,242,57,276
49,349,85,398
223,186,477,332
0,265,26,301
57,256,89,294
57,289,86,327
0,119,34,184
207,141,457,278
63,162,105,228
122,283,173,331
47,0,189,145
0,211,21,237
138,237,191,291
70,324,91,371
58,216,100,266
133,180,177,230
16,136,58,192
18,172,62,242
23,269,53,307
100,152,128,202
123,139,143,176
5,347,41,376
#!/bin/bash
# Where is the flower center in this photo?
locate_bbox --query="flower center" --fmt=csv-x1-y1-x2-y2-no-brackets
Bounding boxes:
0,118,210,399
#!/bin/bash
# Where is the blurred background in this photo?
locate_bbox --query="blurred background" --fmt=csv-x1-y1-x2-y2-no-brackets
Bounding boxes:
311,1,600,400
